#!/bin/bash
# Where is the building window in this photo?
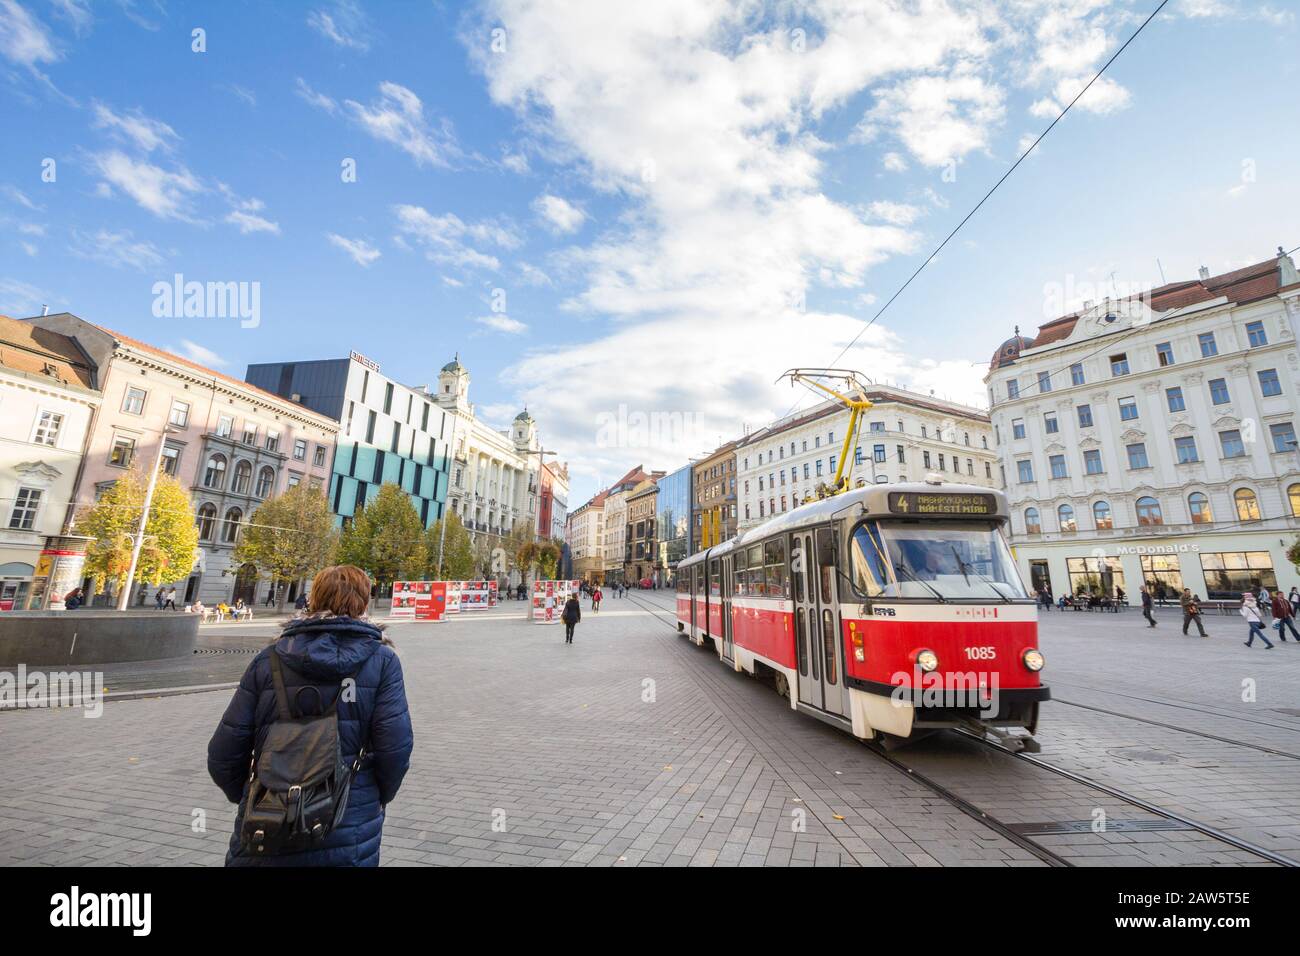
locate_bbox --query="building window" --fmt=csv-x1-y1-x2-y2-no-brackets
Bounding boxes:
204,453,228,489
122,386,147,415
294,439,307,460
1208,378,1230,405
232,460,252,494
1234,488,1261,522
1083,449,1103,475
1141,555,1184,600
1057,504,1076,532
1049,454,1067,479
1219,430,1245,458
161,444,180,476
1037,371,1052,393
1007,380,1020,400
1259,369,1282,397
1126,443,1148,469
1118,397,1138,421
1198,332,1218,358
1067,556,1125,598
1070,363,1085,386
169,400,190,428
1174,436,1199,464
1156,342,1174,367
256,466,275,497
923,451,931,468
872,445,885,463
8,487,41,530
242,424,257,445
1012,418,1025,440
32,410,63,446
1044,413,1058,434
217,415,233,438
1289,484,1300,517
1166,386,1185,413
1272,422,1297,453
1024,507,1041,534
1093,500,1112,530
1188,492,1213,524
1199,552,1276,601
1135,496,1163,526
265,430,281,452
196,503,217,540
1077,404,1092,428
222,508,243,544
110,435,136,467
1016,459,1033,483
1245,321,1267,347
1110,353,1129,376
984,462,992,479
314,445,327,467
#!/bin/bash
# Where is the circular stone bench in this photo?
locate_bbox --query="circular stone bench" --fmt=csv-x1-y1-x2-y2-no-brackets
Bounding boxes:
0,611,201,667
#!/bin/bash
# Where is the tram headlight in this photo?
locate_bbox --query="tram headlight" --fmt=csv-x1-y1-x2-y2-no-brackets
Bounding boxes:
915,649,939,673
1022,648,1045,672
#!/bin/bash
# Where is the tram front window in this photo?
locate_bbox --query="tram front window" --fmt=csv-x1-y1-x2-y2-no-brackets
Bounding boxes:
851,520,1029,601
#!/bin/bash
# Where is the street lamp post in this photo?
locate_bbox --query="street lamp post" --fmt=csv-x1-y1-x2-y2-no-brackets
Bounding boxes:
435,412,460,580
117,426,177,612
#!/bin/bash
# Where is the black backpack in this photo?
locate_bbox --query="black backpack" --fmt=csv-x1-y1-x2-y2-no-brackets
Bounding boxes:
239,653,366,856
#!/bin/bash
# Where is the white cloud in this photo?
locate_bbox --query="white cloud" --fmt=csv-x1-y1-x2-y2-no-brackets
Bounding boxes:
532,193,586,234
882,151,908,173
92,102,179,152
501,151,529,174
225,84,257,107
475,314,528,334
219,185,279,235
0,0,58,68
307,1,372,52
174,339,228,368
326,233,381,267
518,262,553,287
2,183,40,210
0,276,47,315
295,77,338,114
393,204,520,271
866,200,923,227
863,69,1005,168
343,82,459,168
48,0,92,36
69,227,164,270
90,150,202,221
20,240,37,256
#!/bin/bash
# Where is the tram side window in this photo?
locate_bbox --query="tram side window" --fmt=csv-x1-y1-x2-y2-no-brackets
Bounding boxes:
850,523,888,598
791,539,805,603
747,545,764,595
816,528,836,602
694,565,704,596
734,549,748,596
709,561,720,597
765,537,787,598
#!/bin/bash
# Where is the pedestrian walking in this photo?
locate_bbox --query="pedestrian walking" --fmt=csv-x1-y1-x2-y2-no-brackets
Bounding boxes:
561,592,581,644
592,586,602,613
1290,586,1300,616
155,588,165,610
295,591,308,611
1140,586,1156,628
206,564,414,866
163,586,177,610
1240,593,1274,649
1180,587,1207,637
1270,591,1300,642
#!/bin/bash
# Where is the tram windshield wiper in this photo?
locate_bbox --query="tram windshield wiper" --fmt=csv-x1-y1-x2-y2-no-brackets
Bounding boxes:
950,546,1013,603
893,560,946,603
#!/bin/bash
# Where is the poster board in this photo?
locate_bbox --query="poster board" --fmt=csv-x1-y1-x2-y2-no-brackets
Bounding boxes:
531,579,582,624
391,581,446,621
446,581,462,613
460,580,490,611
489,580,499,607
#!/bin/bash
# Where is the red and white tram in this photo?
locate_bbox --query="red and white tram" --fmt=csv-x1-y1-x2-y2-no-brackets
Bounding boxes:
675,480,1048,749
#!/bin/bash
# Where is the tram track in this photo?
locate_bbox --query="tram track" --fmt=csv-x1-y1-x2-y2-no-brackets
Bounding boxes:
622,590,1298,868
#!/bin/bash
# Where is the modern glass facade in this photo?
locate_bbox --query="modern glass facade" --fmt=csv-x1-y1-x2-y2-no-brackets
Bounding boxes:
246,356,452,528
656,464,692,578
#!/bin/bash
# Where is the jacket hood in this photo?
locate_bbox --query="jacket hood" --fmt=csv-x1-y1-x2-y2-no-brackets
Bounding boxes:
274,616,383,679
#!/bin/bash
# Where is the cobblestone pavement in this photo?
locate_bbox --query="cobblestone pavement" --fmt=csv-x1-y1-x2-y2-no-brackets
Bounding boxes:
0,594,1296,866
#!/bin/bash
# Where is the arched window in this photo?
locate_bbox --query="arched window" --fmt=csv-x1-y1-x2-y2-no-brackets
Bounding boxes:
1234,488,1261,522
1093,500,1112,530
196,503,216,540
203,454,227,490
1289,484,1300,518
1024,507,1041,534
1188,492,1213,524
1136,496,1163,526
222,507,243,544
1058,504,1076,533
232,460,252,494
255,466,275,498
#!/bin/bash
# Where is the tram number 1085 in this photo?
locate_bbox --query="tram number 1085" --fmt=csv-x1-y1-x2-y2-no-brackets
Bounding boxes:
964,647,997,660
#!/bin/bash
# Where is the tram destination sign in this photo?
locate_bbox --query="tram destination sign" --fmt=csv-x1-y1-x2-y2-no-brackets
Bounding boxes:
888,492,997,516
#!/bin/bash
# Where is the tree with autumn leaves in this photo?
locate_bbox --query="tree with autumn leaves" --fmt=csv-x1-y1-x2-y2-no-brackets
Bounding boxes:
338,482,428,593
75,468,200,599
233,482,339,610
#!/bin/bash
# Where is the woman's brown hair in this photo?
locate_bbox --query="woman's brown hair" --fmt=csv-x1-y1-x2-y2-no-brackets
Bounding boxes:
308,565,372,618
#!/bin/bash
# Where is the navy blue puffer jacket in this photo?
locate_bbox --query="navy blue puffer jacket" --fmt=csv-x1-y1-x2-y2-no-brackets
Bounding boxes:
207,616,413,866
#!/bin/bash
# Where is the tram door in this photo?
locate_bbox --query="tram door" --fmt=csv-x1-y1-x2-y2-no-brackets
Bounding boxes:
791,531,821,709
813,527,847,718
720,554,735,663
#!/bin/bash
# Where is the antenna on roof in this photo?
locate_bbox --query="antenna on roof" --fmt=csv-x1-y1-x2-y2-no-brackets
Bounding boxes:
1156,258,1167,284
41,304,49,316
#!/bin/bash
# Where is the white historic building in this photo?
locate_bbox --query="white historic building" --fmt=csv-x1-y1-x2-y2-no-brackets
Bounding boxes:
986,250,1300,603
736,384,998,532
566,491,606,582
430,357,543,541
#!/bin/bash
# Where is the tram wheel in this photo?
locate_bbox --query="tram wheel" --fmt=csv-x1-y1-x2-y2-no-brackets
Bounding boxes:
773,672,790,699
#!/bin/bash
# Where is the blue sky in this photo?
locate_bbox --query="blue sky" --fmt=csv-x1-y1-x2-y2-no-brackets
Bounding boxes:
2,0,1298,508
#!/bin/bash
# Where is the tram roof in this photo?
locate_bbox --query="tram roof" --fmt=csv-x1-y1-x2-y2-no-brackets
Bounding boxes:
678,480,1010,568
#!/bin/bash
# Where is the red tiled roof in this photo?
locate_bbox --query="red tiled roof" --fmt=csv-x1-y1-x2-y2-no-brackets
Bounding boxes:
0,314,96,390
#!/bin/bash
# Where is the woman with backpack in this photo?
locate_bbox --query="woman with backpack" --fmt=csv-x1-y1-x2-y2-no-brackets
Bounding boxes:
562,591,581,644
207,564,414,866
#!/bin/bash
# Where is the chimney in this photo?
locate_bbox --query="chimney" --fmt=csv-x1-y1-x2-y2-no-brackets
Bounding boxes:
1198,265,1210,281
41,304,49,316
